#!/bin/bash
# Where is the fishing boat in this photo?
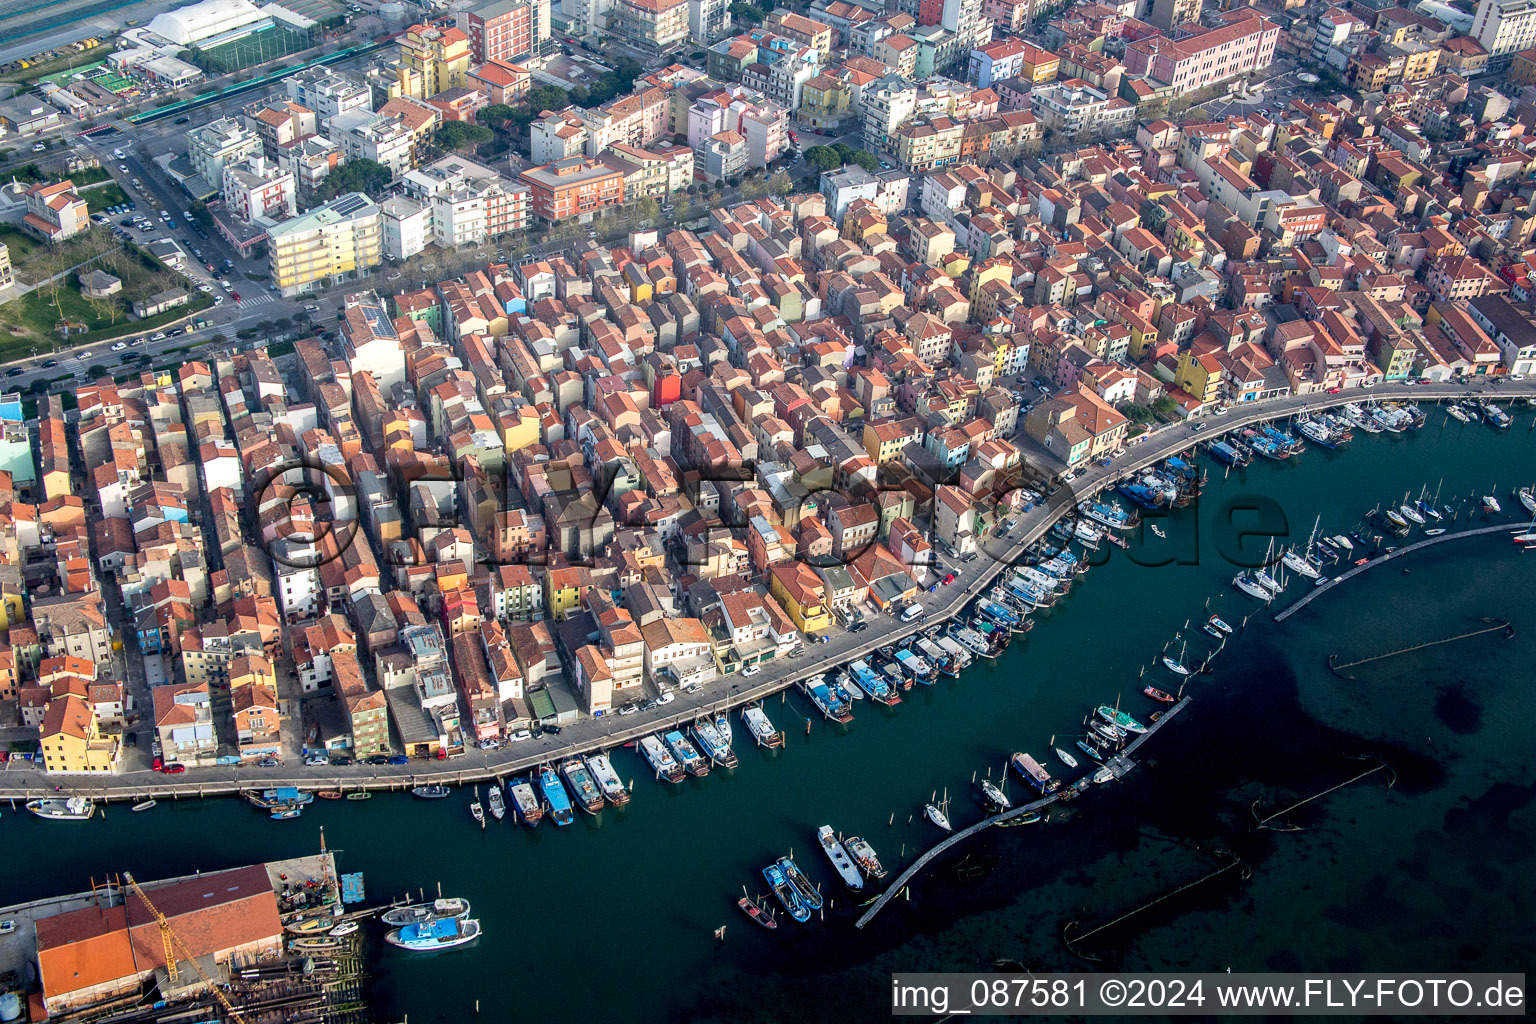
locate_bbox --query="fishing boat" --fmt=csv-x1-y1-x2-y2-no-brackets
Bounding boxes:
347,792,372,801
978,778,1010,809
244,787,314,811
846,659,900,705
1484,495,1502,514
508,777,542,824
538,766,575,826
468,792,484,826
950,625,992,659
1076,738,1106,761
1055,747,1079,769
1097,705,1147,734
131,799,157,812
284,915,335,936
386,917,481,952
271,806,303,820
381,898,471,928
924,801,952,830
1143,686,1175,703
893,648,935,685
638,735,686,783
585,753,630,806
1208,615,1233,634
762,864,810,923
486,787,505,821
690,717,738,769
714,712,733,746
411,785,451,799
1010,752,1060,793
737,895,779,930
741,705,783,748
26,796,95,821
845,836,887,879
291,936,346,952
664,730,710,777
1520,487,1536,515
817,826,865,891
777,857,823,910
1233,572,1272,600
330,920,359,938
801,675,855,721
560,758,606,814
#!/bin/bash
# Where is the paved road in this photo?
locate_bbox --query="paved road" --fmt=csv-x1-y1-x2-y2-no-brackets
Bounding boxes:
10,379,1533,801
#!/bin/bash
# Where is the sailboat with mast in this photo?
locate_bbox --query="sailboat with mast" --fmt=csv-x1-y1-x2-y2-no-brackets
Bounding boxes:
1161,637,1191,675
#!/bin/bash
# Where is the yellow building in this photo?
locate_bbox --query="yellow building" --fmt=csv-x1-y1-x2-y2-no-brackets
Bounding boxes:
1174,350,1223,405
799,75,851,131
267,192,383,298
545,566,592,621
768,562,831,635
968,256,1011,305
498,403,541,455
40,694,118,774
862,419,915,464
399,23,471,98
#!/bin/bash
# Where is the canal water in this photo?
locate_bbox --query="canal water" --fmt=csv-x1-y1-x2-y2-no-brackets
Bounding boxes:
3,408,1534,1022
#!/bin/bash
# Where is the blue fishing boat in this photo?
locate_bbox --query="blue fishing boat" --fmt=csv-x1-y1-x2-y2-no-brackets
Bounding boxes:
385,916,481,951
538,766,574,826
1010,752,1061,793
800,675,854,721
847,659,900,705
776,857,823,910
690,717,738,769
1076,738,1105,762
975,598,1018,627
763,864,811,923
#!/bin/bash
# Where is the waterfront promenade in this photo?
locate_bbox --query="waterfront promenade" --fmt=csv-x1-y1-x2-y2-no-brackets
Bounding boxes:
5,380,1533,803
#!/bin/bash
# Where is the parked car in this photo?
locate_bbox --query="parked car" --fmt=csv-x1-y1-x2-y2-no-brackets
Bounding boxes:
159,762,187,774
304,755,328,766
329,756,352,767
257,758,280,768
365,754,390,765
740,665,761,677
388,754,410,764
510,729,533,741
655,692,675,705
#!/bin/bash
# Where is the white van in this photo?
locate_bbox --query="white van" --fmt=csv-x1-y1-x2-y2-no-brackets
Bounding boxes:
901,604,923,622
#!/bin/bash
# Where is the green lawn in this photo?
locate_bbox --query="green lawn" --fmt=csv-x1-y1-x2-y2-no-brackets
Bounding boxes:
0,233,213,359
86,182,129,209
0,227,41,264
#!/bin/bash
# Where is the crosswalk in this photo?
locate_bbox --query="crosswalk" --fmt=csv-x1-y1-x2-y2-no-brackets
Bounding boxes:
236,292,278,309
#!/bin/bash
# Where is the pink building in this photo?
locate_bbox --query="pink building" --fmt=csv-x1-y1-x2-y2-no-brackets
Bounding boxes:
1123,10,1278,92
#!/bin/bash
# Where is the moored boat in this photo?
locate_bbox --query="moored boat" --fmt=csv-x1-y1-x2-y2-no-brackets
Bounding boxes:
690,717,738,769
1233,572,1272,600
1143,686,1175,703
1519,486,1536,515
131,799,156,812
560,757,606,814
539,766,575,825
639,734,686,783
585,753,630,806
762,864,810,923
741,704,783,748
1076,738,1106,761
777,857,823,910
978,778,1010,809
1010,752,1060,793
468,792,484,826
1281,549,1321,578
1097,705,1147,733
486,786,505,821
26,796,95,821
737,895,779,930
380,897,471,928
924,802,952,831
845,836,887,879
1161,652,1190,675
411,785,451,799
817,826,864,891
330,920,359,938
664,730,710,777
1208,614,1233,634
386,917,481,952
1055,747,1079,769
508,778,542,824
1484,495,1502,514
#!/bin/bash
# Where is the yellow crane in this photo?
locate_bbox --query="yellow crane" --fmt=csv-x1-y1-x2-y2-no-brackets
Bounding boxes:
122,872,249,1024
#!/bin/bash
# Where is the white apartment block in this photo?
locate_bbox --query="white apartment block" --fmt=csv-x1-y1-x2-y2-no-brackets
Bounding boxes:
187,118,263,189
284,66,374,132
221,155,297,222
331,110,416,177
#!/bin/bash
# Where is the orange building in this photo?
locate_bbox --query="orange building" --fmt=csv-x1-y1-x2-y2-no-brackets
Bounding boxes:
519,156,625,222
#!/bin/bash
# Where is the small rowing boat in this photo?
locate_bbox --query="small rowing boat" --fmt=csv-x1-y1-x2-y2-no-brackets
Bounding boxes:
316,790,343,800
131,799,156,812
737,895,779,930
1143,686,1175,703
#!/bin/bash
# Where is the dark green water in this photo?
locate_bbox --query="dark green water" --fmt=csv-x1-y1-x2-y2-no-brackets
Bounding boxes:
4,410,1534,1023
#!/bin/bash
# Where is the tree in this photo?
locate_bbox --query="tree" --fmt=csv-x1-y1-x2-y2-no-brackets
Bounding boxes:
804,145,843,172
635,197,660,222
766,170,793,196
1152,396,1178,419
437,121,494,152
478,103,515,129
319,159,392,200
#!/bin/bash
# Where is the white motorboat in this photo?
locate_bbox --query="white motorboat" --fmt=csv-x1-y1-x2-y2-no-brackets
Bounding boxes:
26,796,94,821
817,826,864,890
486,787,505,821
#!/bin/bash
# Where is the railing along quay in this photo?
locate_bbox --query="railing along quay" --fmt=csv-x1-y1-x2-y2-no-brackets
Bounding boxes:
9,384,1532,802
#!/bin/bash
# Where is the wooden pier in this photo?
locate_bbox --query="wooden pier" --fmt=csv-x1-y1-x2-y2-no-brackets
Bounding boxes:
1274,522,1527,623
854,698,1191,930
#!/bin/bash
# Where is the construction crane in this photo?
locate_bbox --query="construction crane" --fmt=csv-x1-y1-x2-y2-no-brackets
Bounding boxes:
123,872,250,1024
